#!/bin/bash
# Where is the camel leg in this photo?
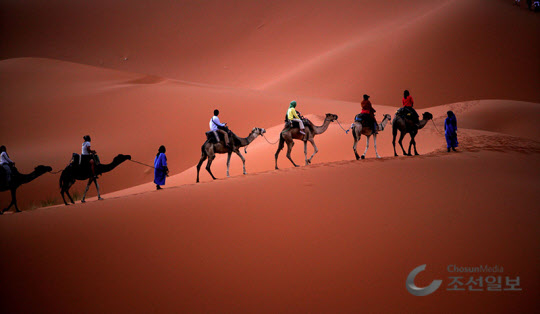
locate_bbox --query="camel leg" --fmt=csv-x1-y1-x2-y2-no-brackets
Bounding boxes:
2,189,16,213
81,177,93,203
362,136,370,159
407,134,415,156
95,179,103,200
61,187,75,205
352,128,361,160
304,141,309,165
206,155,217,180
226,152,232,177
308,139,318,164
66,190,75,204
60,186,68,205
373,134,381,158
392,127,398,157
286,141,299,167
62,179,76,205
234,150,247,174
196,153,208,183
411,132,420,155
11,189,21,212
398,132,408,156
275,135,285,170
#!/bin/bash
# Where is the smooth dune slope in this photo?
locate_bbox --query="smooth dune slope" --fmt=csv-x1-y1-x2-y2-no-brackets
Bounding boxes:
0,58,363,209
1,131,539,312
1,0,538,105
2,58,539,209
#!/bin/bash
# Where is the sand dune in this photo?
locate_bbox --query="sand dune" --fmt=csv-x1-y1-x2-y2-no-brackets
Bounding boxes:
1,58,539,209
1,0,538,105
1,131,538,312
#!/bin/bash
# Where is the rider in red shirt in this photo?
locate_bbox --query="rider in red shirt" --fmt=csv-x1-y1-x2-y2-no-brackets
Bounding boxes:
361,94,378,134
402,90,419,123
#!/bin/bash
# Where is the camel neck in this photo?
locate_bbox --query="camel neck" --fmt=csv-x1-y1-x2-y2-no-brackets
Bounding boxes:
19,169,45,185
379,116,391,130
236,132,257,147
97,158,124,174
313,119,332,135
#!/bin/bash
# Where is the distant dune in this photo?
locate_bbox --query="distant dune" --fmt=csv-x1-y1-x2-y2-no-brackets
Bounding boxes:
1,0,539,105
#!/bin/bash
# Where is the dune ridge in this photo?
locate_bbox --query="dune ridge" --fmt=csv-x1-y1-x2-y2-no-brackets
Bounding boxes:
1,0,539,105
2,57,539,209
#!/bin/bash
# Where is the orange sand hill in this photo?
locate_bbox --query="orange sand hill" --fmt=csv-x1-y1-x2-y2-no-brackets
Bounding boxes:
1,0,539,105
0,132,539,312
1,58,539,209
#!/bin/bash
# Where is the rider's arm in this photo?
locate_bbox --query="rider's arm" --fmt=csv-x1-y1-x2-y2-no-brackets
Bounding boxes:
87,144,96,154
214,116,226,127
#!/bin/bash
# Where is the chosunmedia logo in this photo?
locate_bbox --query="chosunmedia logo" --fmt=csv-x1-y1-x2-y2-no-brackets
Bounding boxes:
406,264,443,296
406,264,522,296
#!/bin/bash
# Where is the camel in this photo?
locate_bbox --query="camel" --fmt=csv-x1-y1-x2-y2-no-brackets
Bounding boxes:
392,111,433,156
275,113,338,169
59,154,131,205
196,128,266,183
1,165,52,214
351,113,392,160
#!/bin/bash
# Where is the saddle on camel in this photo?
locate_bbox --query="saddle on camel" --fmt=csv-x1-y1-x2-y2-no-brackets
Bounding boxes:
283,114,313,131
70,135,101,177
205,126,237,147
354,94,378,134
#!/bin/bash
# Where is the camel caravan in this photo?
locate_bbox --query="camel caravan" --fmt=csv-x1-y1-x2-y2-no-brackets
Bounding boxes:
1,90,439,213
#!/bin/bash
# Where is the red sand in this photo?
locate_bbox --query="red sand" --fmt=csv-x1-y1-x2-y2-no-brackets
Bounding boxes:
1,0,539,105
1,0,539,312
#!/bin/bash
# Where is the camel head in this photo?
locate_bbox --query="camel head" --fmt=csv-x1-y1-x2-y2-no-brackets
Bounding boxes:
113,154,132,163
382,114,392,121
422,112,433,121
251,127,266,136
325,113,339,122
35,165,53,174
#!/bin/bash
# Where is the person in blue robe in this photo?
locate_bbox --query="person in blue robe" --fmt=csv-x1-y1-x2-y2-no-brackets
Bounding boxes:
444,111,458,152
154,145,168,190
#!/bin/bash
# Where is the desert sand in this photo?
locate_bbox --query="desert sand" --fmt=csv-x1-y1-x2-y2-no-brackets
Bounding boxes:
1,0,539,312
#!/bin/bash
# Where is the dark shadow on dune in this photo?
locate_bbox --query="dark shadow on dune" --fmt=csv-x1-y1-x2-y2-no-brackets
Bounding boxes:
124,75,165,85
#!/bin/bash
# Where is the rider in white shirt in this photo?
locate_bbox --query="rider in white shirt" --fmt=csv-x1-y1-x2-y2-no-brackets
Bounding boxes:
209,109,232,148
1,145,14,184
81,135,97,177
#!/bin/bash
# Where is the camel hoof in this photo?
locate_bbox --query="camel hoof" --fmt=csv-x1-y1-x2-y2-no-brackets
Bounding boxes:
415,153,420,156
394,154,398,157
376,156,381,159
361,155,365,159
15,209,22,213
98,197,104,201
81,200,86,203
